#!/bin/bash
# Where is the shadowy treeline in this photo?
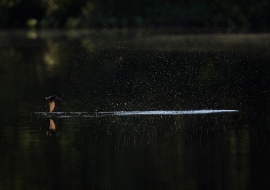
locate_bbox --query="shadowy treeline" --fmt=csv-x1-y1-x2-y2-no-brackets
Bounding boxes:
1,0,270,31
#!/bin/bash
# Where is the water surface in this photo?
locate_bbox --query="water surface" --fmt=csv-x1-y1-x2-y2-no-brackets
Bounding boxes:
1,30,270,190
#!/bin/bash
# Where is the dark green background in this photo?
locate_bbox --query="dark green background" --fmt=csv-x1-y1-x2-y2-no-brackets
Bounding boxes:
1,0,269,31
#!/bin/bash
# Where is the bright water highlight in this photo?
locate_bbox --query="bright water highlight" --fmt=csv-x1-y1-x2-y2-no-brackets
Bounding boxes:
34,109,239,118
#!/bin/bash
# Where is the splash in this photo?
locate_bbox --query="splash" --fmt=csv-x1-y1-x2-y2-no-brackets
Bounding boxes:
34,110,238,118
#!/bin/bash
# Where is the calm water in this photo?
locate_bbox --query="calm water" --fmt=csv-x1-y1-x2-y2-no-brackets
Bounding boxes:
1,30,270,190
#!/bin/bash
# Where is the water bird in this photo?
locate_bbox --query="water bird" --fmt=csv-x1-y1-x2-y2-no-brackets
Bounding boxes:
45,95,61,112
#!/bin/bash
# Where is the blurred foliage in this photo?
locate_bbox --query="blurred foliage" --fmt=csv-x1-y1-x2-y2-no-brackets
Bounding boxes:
0,0,270,31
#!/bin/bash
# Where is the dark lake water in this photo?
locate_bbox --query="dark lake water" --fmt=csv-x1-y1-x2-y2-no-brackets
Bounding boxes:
1,30,270,190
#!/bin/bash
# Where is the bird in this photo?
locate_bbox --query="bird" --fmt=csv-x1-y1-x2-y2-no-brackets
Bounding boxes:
45,95,61,112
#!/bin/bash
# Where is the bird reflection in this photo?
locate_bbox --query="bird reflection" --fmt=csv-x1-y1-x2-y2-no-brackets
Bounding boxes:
46,119,57,136
45,117,64,137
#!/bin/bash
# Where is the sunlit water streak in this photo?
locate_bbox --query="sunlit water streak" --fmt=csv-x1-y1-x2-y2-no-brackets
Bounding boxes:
34,110,238,118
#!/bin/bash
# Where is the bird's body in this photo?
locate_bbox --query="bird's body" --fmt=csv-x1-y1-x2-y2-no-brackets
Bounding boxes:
45,95,61,112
